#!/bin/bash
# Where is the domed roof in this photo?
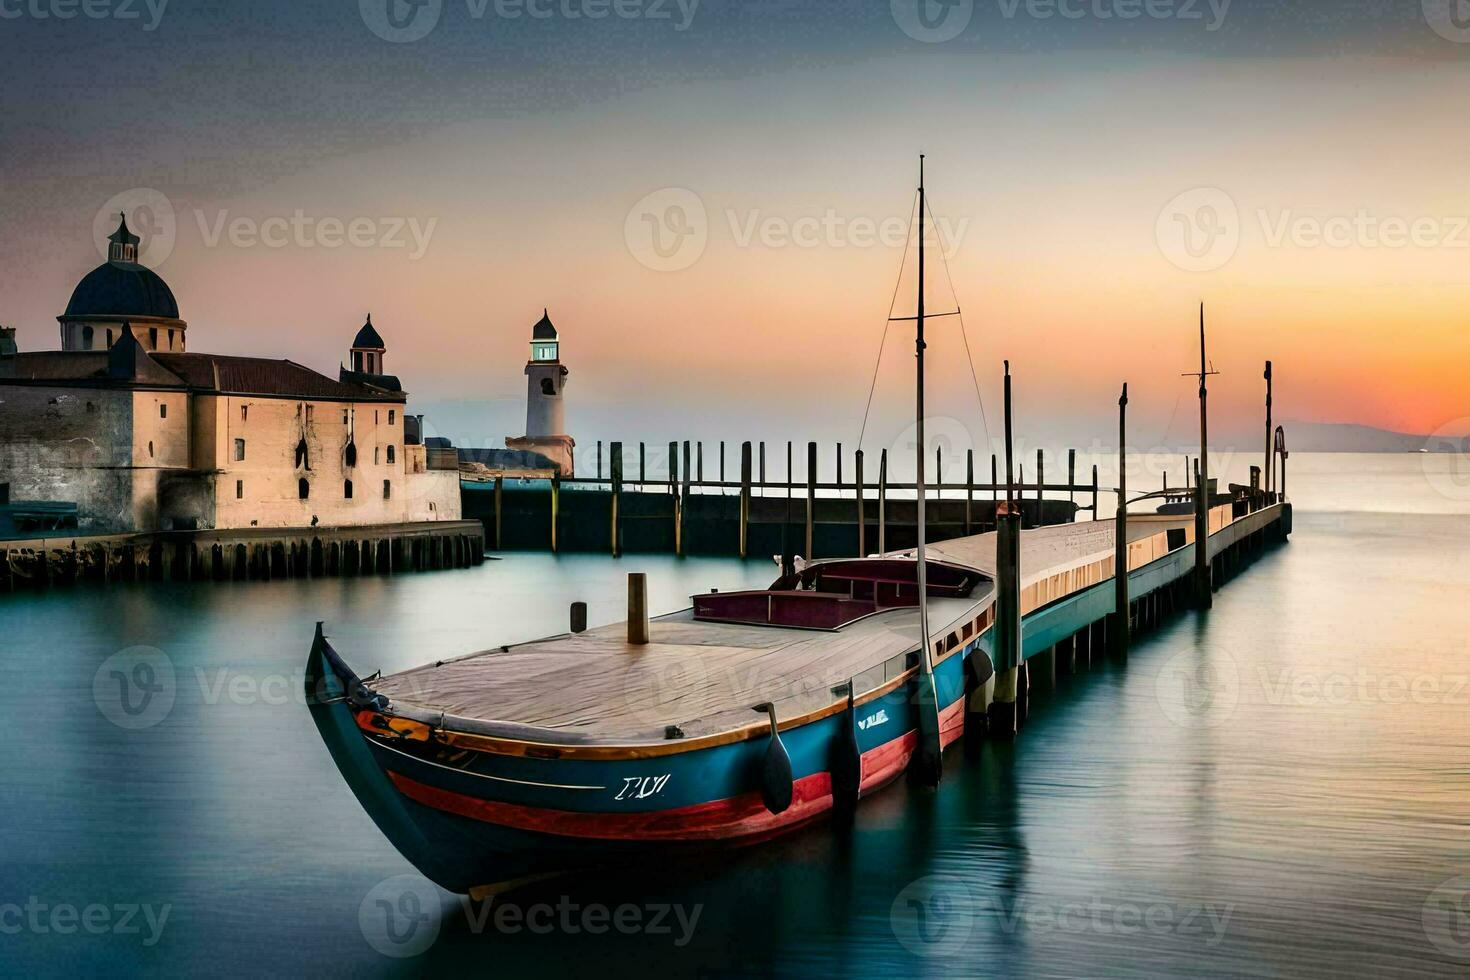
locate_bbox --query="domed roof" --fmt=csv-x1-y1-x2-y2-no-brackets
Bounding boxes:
532,308,557,341
352,314,385,349
64,260,180,320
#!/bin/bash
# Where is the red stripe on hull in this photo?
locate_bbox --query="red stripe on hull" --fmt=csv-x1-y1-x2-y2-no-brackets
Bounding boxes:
388,723,951,843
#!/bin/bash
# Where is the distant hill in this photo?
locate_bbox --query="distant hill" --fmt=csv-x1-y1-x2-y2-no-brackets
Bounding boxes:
1282,421,1459,453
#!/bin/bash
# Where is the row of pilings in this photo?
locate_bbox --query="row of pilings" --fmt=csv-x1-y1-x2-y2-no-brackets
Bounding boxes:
971,509,1289,741
0,521,485,592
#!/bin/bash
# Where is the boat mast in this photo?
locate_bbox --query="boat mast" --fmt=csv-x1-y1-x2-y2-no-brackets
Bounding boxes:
913,154,942,785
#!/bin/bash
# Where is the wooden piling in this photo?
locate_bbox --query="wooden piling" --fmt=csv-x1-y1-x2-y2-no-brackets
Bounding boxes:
610,441,623,558
1067,449,1076,519
680,441,692,555
739,441,752,559
550,474,561,553
1112,383,1130,660
855,449,866,557
805,441,817,559
493,476,503,550
965,449,974,534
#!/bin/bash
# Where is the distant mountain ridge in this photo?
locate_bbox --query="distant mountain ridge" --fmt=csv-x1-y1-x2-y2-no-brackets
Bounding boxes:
1282,421,1462,453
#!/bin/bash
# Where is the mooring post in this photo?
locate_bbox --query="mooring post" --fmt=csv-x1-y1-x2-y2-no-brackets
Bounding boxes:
805,441,817,559
571,601,587,634
610,441,623,558
989,361,1023,737
1263,360,1274,497
878,449,888,554
597,440,603,480
965,449,974,534
639,442,646,488
759,442,767,490
1037,448,1045,521
668,440,678,494
493,476,503,549
550,474,561,553
855,449,866,556
720,441,726,486
1092,465,1099,521
1067,448,1076,520
679,441,692,555
739,441,752,559
627,573,649,645
836,443,843,488
697,442,704,484
1111,383,1130,660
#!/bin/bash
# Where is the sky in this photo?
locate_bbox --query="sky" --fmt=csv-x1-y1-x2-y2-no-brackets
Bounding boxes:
3,0,1469,459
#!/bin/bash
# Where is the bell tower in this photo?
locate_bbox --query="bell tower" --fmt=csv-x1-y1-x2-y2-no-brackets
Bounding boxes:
506,309,574,475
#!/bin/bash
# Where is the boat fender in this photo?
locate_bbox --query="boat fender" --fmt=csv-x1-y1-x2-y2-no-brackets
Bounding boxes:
829,683,862,818
756,703,793,815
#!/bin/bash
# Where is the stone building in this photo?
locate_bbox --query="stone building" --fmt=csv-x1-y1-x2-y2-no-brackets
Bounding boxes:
0,216,461,534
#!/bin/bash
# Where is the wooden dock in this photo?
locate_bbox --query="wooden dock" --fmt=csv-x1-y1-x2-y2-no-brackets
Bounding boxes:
0,519,485,591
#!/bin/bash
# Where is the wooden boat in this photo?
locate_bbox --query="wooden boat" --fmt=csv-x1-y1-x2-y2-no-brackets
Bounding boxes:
304,161,1288,897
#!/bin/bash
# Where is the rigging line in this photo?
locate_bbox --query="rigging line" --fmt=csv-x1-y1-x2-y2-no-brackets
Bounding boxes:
922,193,991,458
857,189,919,453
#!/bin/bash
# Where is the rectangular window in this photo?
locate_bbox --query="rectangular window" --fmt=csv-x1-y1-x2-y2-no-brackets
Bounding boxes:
235,480,243,500
159,403,167,419
374,447,380,465
242,405,249,422
234,438,246,462
387,445,396,465
305,405,314,423
375,410,380,424
388,410,395,425
383,480,391,500
343,409,350,425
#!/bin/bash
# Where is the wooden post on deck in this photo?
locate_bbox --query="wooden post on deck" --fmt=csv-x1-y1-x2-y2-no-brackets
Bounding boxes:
965,449,974,534
990,360,1022,737
1111,383,1130,660
759,442,767,487
697,442,704,484
1068,449,1076,520
877,449,888,554
855,449,866,557
739,441,752,559
720,441,726,486
805,441,817,559
627,573,649,645
570,601,587,634
610,441,623,558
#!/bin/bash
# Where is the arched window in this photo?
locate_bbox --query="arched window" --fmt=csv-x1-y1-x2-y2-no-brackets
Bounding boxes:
345,440,357,468
149,327,158,349
82,325,94,348
344,480,353,499
295,439,309,470
541,378,555,396
106,329,114,347
298,478,310,500
387,445,395,465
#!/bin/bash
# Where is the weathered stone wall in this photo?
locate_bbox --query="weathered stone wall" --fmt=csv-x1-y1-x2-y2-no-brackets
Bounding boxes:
0,385,137,532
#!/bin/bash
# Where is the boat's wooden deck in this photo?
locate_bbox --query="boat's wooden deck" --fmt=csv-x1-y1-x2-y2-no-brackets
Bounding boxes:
372,516,1196,742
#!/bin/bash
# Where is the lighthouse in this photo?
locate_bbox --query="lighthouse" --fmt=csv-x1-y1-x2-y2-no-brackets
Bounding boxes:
506,309,575,475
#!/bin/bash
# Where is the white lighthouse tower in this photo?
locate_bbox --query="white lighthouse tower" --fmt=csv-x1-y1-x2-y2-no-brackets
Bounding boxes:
506,309,574,475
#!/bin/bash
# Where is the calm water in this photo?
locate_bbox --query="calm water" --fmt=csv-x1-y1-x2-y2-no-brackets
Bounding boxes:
3,454,1469,977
